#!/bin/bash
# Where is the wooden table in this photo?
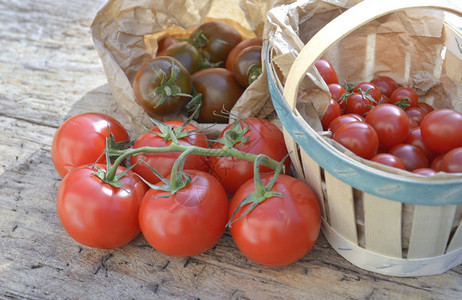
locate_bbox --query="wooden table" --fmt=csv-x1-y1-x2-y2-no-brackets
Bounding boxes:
1,0,461,298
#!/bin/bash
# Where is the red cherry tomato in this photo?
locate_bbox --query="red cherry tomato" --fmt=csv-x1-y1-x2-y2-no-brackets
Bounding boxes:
365,104,410,150
328,83,346,102
420,109,462,154
416,102,435,115
405,106,426,126
405,127,438,162
370,75,399,98
332,122,379,159
131,121,209,185
431,154,444,171
229,174,321,267
389,87,419,109
412,168,437,176
321,98,342,130
440,147,462,173
315,59,338,85
56,164,148,249
328,113,364,134
344,92,375,116
370,153,405,170
353,81,382,103
52,112,129,178
139,170,229,257
209,118,290,195
388,144,429,171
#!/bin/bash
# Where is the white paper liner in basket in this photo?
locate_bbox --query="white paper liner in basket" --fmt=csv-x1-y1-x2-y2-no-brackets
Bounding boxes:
266,0,462,276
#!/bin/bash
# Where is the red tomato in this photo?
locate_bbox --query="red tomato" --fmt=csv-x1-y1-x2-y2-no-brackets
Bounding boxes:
416,102,435,115
229,174,321,267
139,170,229,257
370,153,405,170
388,144,429,171
431,154,444,171
332,122,379,159
209,118,290,195
370,75,398,98
353,81,382,103
412,168,437,176
131,121,209,185
389,87,419,109
52,112,129,178
440,147,462,173
405,128,438,162
420,109,462,154
328,83,346,102
315,59,338,85
405,106,426,126
328,113,364,134
365,104,409,150
321,98,342,130
344,92,375,116
226,37,262,72
56,164,148,249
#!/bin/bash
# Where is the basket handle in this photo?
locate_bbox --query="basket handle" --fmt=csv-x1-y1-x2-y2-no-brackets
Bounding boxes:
282,0,462,111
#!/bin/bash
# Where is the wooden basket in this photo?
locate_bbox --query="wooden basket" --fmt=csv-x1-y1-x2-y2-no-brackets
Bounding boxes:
266,0,462,276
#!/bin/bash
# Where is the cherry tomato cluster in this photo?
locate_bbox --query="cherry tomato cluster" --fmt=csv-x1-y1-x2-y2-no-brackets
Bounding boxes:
51,112,321,267
133,20,263,123
318,59,462,175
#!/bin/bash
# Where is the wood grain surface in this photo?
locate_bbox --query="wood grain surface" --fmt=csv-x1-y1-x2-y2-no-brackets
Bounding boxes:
0,0,461,299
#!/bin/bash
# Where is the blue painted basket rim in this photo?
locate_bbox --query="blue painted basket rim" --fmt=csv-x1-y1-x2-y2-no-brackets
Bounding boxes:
265,42,462,206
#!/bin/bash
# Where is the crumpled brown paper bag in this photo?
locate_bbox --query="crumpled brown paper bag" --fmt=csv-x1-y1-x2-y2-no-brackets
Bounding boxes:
90,0,300,128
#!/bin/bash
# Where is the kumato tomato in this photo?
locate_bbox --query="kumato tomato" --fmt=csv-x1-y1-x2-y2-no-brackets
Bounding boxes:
332,122,378,159
314,59,338,85
190,20,242,67
130,121,209,185
133,56,192,118
420,109,462,154
52,112,129,178
192,68,245,123
226,37,262,72
209,118,290,195
158,41,201,75
232,45,262,88
157,36,179,53
228,174,321,267
56,164,148,249
365,104,409,150
440,147,462,173
139,170,229,257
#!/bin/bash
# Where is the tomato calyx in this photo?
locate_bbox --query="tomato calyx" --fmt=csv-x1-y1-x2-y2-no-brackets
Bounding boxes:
184,30,208,49
216,119,250,149
226,155,286,228
248,64,262,85
199,58,223,70
152,65,193,109
393,97,411,110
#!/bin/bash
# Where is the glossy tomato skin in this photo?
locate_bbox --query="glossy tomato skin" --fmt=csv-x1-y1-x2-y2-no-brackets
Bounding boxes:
405,127,438,162
131,121,209,185
370,153,405,170
440,147,462,173
232,45,262,88
365,104,409,150
315,59,338,85
328,83,346,102
332,122,379,159
370,75,398,98
157,36,179,53
328,113,364,134
209,118,290,195
226,37,262,72
192,68,245,123
420,109,462,154
353,81,382,103
388,144,429,171
52,112,129,178
344,92,375,116
158,41,201,75
321,98,342,130
229,174,321,267
139,170,229,257
389,87,419,109
56,165,148,249
192,20,242,66
133,56,192,118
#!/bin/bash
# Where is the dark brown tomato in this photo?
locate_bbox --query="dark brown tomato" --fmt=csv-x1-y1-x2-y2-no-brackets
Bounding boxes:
157,36,179,54
226,37,263,72
158,41,201,75
190,20,243,67
192,68,245,123
232,45,262,88
133,56,192,118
